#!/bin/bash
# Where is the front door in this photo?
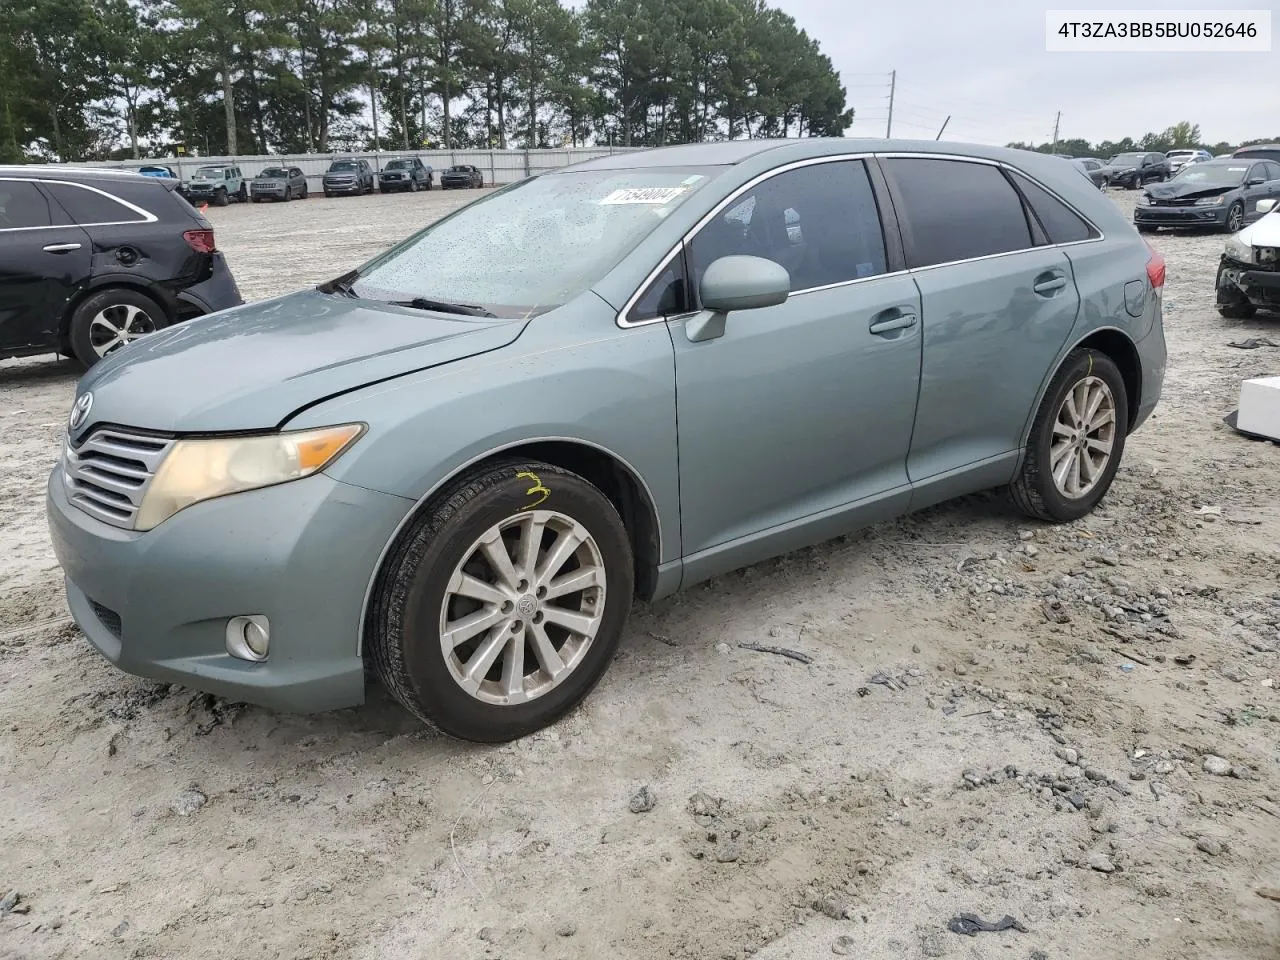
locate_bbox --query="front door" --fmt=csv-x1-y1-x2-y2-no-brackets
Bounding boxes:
670,159,921,569
0,178,91,353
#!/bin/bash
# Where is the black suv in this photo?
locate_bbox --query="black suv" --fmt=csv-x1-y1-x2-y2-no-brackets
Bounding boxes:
1104,151,1172,189
440,164,484,189
0,167,243,369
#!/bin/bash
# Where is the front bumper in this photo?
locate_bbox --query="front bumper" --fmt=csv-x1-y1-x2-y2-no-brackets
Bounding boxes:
1134,205,1228,226
324,181,363,194
251,186,289,200
175,252,243,316
47,468,412,714
1217,256,1280,310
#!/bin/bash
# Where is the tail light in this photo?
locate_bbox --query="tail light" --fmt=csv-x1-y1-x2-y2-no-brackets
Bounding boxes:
1144,240,1165,290
183,229,216,254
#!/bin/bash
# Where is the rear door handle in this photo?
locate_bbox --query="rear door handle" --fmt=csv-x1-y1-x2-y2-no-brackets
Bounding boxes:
1033,275,1068,296
42,242,82,253
869,311,918,335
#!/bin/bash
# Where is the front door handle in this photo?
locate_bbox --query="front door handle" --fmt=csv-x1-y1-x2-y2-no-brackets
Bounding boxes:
42,242,82,253
868,312,918,335
1033,274,1068,296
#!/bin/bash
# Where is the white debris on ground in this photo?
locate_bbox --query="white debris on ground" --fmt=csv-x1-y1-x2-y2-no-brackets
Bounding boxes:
1,190,1278,960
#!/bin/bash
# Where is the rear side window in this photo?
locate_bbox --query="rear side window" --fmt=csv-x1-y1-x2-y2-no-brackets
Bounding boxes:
46,183,148,225
1008,171,1097,244
0,180,61,229
1264,162,1280,180
883,158,1032,268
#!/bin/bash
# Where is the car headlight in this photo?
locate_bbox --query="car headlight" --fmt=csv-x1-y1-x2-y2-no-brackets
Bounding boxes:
1224,236,1254,262
1136,194,1151,206
134,424,364,530
1194,195,1225,206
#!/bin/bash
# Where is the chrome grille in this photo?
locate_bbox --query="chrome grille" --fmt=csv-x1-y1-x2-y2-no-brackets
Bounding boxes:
63,427,174,529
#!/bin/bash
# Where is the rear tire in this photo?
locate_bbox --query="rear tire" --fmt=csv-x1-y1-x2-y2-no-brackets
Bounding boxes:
1010,349,1128,523
368,459,635,742
68,288,169,369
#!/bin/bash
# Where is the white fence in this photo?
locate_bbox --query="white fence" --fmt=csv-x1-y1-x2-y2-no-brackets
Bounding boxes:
73,147,648,187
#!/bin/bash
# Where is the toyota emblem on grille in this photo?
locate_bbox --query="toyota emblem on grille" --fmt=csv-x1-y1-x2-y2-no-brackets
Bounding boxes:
68,392,93,433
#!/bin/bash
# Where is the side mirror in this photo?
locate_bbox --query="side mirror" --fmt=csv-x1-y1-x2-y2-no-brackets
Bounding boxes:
1248,177,1266,186
687,255,790,343
1257,198,1278,214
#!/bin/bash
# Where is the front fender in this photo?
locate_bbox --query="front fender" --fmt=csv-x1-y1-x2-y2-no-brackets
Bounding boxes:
285,303,682,565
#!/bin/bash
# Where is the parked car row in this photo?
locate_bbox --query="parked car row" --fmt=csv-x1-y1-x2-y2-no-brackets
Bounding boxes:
1067,143,1280,194
165,157,487,205
1135,158,1280,234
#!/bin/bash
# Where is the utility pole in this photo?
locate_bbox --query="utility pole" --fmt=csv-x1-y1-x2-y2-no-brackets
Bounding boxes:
1051,111,1061,154
886,70,896,138
935,115,950,140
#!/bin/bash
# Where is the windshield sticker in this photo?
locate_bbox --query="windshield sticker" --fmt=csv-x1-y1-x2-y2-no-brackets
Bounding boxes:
681,175,705,186
1228,166,1247,172
600,187,687,205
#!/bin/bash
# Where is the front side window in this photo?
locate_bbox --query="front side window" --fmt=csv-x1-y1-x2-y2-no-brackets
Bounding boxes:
45,182,146,225
688,160,888,296
351,167,720,318
0,180,59,229
883,158,1033,268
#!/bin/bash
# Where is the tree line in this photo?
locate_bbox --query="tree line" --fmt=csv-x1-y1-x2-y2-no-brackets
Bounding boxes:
0,0,852,163
1008,121,1278,160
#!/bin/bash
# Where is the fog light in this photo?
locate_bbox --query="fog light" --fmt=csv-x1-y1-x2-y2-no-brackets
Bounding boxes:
226,615,270,662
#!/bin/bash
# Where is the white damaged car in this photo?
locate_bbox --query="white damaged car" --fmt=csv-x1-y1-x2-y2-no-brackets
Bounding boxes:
1217,198,1280,318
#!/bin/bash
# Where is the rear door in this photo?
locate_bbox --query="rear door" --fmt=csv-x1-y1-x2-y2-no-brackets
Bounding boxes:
0,178,91,353
880,156,1082,491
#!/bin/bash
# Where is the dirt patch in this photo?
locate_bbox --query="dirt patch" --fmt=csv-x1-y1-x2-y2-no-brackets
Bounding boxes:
2,189,1278,960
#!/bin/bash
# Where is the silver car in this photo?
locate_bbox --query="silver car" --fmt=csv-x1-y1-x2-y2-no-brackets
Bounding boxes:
47,139,1167,742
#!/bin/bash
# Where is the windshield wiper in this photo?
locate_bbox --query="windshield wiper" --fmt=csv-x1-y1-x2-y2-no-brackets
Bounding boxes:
391,297,496,318
318,269,359,297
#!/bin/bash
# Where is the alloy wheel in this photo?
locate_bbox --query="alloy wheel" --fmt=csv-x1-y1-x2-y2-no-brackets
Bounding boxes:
1227,204,1244,232
439,510,606,706
1050,376,1117,499
88,303,158,358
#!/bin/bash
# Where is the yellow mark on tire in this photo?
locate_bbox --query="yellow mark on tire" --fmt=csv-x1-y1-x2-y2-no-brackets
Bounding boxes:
516,471,551,510
1087,352,1093,375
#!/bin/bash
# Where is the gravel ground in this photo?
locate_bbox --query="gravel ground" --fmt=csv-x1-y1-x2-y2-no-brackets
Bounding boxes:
2,188,1279,960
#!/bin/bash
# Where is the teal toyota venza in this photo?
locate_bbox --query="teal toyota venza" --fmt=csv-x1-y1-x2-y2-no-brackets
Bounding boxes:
47,139,1167,742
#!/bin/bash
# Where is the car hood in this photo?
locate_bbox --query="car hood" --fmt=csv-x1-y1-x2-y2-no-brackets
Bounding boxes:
1146,181,1236,200
1238,211,1280,246
74,289,528,434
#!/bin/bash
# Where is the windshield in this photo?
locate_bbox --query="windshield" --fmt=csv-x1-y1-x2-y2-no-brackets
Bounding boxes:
350,167,720,318
1167,151,1195,158
385,160,411,170
447,166,468,173
195,166,225,178
1172,164,1248,187
1110,153,1145,166
329,161,358,171
259,167,288,178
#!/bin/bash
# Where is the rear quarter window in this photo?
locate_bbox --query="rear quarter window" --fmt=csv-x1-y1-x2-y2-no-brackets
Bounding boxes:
1007,171,1098,245
44,182,149,225
882,158,1033,268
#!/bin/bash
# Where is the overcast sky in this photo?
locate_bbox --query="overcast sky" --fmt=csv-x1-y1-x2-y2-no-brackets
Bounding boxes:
779,0,1277,146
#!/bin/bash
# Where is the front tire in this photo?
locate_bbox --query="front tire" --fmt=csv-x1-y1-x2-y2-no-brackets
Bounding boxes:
1218,301,1257,319
1010,349,1128,523
68,288,169,369
368,460,635,742
1225,202,1245,233
214,188,229,207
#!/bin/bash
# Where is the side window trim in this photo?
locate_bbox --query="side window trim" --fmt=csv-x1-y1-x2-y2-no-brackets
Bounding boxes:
625,245,693,325
37,179,156,229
